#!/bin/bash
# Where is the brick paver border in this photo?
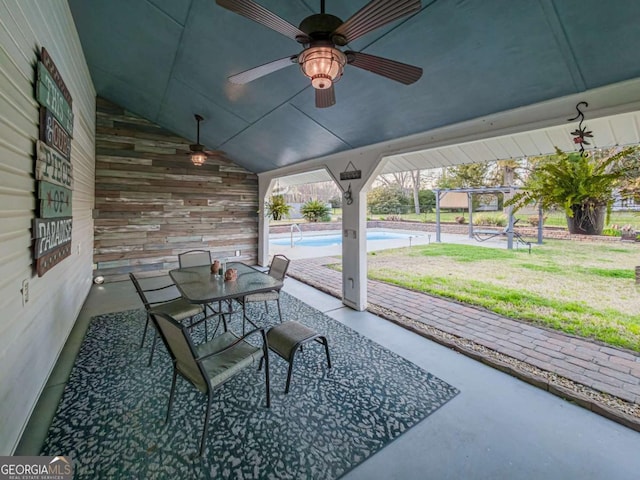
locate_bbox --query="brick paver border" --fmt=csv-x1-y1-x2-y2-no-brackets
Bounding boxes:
288,256,640,433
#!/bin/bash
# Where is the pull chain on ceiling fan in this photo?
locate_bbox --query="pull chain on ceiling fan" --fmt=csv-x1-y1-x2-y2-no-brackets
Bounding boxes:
216,0,423,108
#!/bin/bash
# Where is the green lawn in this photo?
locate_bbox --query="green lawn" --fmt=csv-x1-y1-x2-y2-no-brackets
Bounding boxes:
364,240,640,352
272,208,639,230
366,210,640,229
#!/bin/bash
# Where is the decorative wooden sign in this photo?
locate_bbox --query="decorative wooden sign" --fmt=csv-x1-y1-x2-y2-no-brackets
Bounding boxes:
32,47,73,277
36,62,74,135
36,140,73,189
40,47,73,107
40,108,71,159
38,181,72,218
36,243,72,277
33,217,72,259
340,170,362,180
340,160,361,180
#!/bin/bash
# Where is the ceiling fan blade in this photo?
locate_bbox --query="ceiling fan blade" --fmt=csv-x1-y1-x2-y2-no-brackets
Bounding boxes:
229,55,298,84
315,85,336,108
216,0,310,43
346,51,422,84
333,0,421,43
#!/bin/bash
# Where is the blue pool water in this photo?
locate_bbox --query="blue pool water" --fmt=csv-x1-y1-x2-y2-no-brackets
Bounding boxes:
270,231,420,247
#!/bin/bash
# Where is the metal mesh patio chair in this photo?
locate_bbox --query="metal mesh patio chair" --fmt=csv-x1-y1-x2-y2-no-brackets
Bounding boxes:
178,249,212,268
240,254,290,332
178,249,232,331
150,311,270,456
129,273,205,366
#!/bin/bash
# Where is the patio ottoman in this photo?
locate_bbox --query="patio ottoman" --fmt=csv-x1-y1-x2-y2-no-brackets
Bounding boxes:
266,321,331,393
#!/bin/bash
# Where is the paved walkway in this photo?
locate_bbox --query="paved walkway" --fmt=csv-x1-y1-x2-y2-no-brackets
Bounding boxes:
288,256,640,431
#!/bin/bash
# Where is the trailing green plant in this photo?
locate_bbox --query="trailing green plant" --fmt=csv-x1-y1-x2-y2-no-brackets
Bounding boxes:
265,194,292,221
300,199,331,222
505,147,637,235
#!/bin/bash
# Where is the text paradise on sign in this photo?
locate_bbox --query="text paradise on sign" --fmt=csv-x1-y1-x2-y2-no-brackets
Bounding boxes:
33,217,72,258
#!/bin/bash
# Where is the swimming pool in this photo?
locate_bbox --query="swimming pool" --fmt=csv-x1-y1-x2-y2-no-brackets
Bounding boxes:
270,231,420,247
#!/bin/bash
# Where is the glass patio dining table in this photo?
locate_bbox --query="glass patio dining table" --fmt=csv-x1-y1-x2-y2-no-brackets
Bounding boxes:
170,262,282,304
169,262,283,332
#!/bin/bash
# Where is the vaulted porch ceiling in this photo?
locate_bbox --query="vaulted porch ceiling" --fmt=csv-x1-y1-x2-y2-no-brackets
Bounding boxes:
69,0,640,174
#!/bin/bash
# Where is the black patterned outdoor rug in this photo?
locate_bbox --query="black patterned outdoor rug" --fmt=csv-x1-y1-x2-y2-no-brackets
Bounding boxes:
42,292,459,479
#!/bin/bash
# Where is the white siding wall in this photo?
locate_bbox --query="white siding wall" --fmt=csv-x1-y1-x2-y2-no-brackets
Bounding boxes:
0,0,95,454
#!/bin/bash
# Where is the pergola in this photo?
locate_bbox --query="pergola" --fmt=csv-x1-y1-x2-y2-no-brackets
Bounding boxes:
434,186,545,248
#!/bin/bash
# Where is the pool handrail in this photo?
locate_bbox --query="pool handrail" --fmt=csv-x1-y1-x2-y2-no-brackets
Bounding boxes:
290,223,302,247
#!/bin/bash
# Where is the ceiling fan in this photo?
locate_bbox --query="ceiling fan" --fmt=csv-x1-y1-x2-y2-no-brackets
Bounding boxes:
188,114,225,166
217,0,423,108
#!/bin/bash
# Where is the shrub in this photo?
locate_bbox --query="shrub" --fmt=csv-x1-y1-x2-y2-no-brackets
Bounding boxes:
602,228,622,237
472,213,507,227
367,185,410,214
527,215,548,226
300,200,331,222
418,189,436,212
265,194,291,221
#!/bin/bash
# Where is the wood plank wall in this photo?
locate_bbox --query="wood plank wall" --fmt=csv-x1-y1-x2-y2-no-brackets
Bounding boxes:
94,98,258,282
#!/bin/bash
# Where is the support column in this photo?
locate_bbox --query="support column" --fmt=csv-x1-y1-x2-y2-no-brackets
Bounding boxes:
435,190,442,243
467,193,474,238
506,206,514,249
537,205,544,244
340,186,367,310
324,155,384,312
257,177,273,267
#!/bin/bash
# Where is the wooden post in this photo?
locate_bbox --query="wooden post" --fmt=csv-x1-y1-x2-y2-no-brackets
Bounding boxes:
636,266,640,285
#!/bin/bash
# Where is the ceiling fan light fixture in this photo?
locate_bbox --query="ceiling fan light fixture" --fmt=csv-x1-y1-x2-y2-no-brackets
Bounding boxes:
190,151,207,167
298,46,346,90
190,114,207,166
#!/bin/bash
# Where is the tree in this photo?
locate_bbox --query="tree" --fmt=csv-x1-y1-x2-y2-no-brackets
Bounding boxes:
300,200,331,222
284,181,341,203
617,148,640,203
377,171,414,195
411,170,421,214
437,163,490,189
377,170,425,214
265,194,292,221
505,147,637,235
486,159,522,186
367,185,410,214
418,189,436,212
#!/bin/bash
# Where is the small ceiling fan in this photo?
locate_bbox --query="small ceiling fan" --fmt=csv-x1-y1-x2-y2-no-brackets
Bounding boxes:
217,0,423,108
188,114,225,166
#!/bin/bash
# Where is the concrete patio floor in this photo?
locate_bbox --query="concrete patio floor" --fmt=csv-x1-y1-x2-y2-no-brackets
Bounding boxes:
16,275,640,479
